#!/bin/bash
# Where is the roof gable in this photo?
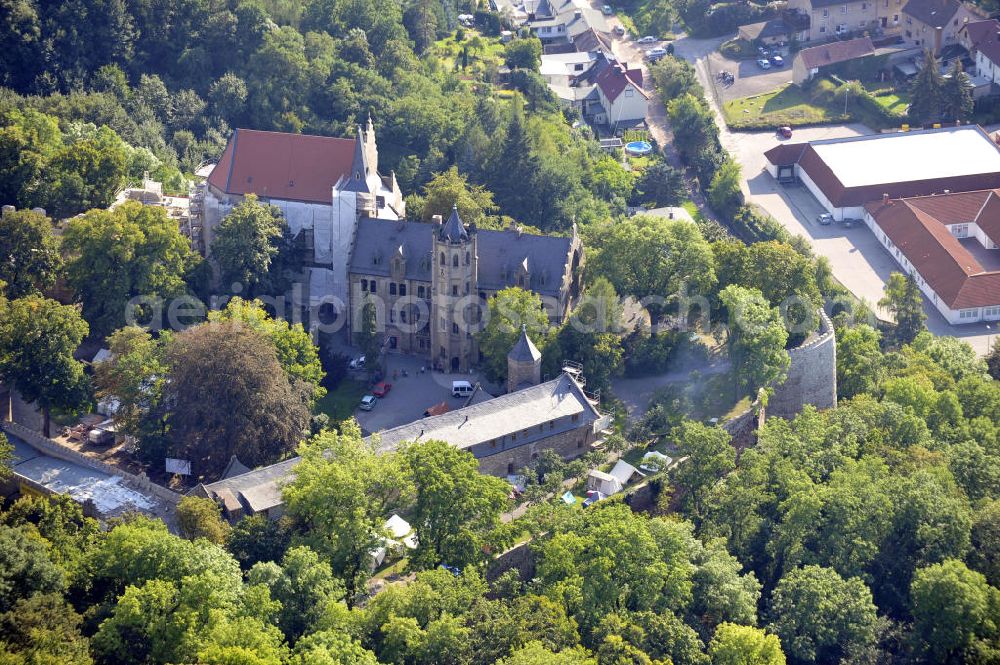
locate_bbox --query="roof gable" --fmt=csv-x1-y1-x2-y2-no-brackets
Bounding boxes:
797,37,875,70
595,61,649,102
866,190,1000,309
207,129,356,204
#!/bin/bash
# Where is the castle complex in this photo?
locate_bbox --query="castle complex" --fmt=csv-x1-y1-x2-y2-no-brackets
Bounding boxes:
203,121,583,372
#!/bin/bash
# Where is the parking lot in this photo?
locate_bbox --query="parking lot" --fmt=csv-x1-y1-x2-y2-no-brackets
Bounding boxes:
723,124,997,354
332,346,502,434
705,49,793,102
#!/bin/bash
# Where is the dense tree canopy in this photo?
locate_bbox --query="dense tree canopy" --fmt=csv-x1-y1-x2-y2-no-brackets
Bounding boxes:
0,295,90,436
62,201,198,336
0,208,61,299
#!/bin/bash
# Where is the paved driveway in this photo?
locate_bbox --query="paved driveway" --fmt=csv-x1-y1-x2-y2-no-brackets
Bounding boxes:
705,50,793,101
683,51,998,355
328,341,503,434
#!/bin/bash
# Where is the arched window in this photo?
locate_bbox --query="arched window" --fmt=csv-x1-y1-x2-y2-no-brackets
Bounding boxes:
465,251,470,265
440,252,445,265
452,254,459,268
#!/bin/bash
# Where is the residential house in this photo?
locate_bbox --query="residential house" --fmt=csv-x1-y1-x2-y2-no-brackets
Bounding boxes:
959,18,1000,83
738,15,811,45
786,0,900,42
526,0,610,47
540,51,648,127
901,0,980,53
792,36,876,83
594,58,649,127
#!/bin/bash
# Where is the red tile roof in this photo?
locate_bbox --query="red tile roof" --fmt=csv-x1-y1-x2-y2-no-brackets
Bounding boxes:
865,190,1000,309
207,129,356,205
596,61,649,102
763,142,807,166
796,37,875,70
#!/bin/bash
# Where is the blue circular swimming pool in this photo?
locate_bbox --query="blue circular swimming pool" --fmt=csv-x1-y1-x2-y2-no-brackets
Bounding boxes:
625,140,653,156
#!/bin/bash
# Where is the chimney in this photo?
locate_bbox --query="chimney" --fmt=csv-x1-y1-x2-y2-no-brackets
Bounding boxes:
574,9,582,18
432,214,443,225
944,189,950,194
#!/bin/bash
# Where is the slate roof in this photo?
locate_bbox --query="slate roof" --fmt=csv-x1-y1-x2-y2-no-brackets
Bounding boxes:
865,190,1000,309
199,457,301,515
195,373,599,512
508,326,542,362
207,129,356,204
367,372,600,453
796,37,875,70
902,0,961,27
350,219,434,281
349,219,577,299
440,205,469,242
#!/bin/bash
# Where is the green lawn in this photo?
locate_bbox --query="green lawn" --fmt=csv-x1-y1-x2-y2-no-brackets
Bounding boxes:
723,85,851,129
870,91,910,115
314,379,368,423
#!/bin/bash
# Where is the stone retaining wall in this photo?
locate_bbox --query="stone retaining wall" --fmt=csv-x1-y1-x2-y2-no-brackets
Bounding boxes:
2,421,182,505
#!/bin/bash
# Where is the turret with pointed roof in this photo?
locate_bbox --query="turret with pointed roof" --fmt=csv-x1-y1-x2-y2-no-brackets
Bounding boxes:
440,204,470,243
431,202,479,373
341,126,372,193
508,325,542,392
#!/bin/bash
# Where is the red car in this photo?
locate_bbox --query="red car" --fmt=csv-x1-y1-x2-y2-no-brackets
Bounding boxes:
372,381,392,397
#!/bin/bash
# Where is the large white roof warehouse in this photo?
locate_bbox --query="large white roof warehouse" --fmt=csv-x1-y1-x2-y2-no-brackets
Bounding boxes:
813,127,1000,188
765,126,1000,220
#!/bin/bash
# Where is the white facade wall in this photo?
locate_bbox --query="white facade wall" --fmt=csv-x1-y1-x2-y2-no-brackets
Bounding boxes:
976,50,1000,83
795,165,864,220
599,85,648,125
863,210,1000,324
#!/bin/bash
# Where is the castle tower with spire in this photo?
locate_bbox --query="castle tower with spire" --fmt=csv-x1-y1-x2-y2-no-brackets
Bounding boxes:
507,325,542,393
431,205,478,373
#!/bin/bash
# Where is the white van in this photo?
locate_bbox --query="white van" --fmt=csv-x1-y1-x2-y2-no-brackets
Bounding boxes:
451,380,474,398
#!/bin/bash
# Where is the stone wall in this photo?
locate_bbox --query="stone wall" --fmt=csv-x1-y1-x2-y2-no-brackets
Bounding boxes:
476,424,593,476
486,541,536,584
768,309,837,420
1,421,182,506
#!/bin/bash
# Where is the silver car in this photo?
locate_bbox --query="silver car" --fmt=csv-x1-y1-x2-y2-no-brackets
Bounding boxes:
817,213,833,225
